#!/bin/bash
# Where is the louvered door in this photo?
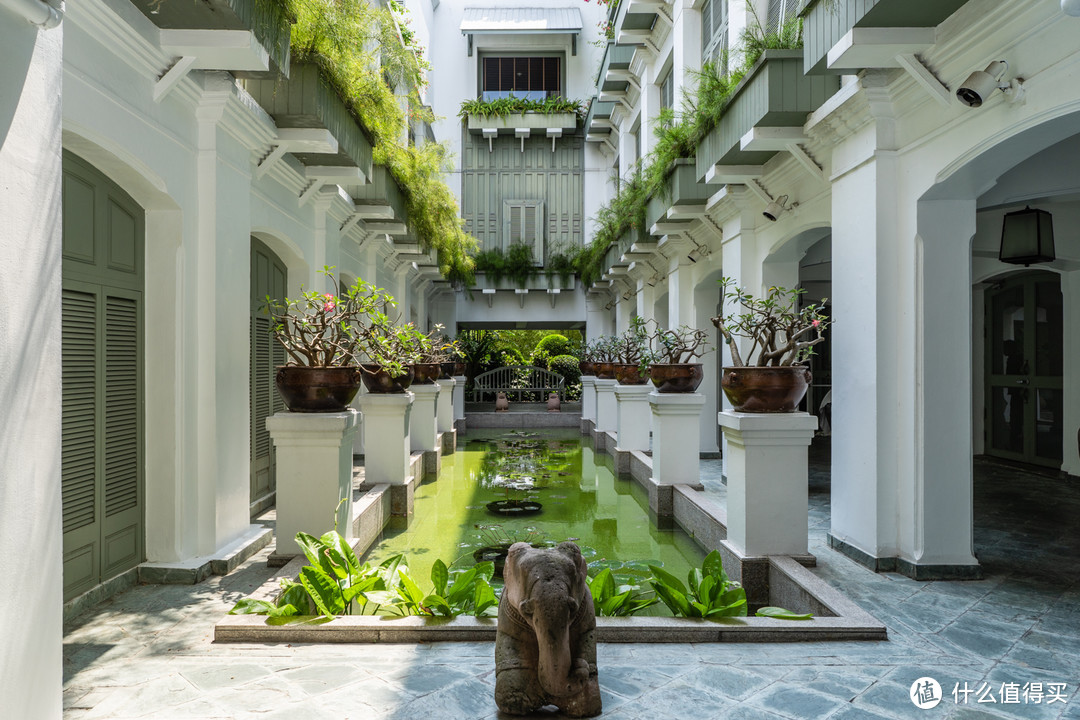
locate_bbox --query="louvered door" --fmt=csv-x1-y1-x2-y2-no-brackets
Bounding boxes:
61,152,144,601
503,200,545,264
250,239,287,515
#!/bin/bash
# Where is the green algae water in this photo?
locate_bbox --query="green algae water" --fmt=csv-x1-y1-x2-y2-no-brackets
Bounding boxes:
363,429,705,603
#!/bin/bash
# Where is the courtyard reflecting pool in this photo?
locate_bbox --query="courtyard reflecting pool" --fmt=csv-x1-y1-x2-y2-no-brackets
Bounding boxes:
363,429,704,606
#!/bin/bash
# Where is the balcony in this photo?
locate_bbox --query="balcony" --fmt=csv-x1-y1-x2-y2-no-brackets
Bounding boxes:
801,0,969,74
695,51,840,184
464,113,580,136
350,165,409,237
242,61,374,184
584,99,616,146
131,0,292,75
600,226,655,280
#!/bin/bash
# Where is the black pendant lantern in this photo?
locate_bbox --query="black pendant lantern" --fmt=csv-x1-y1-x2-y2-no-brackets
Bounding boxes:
999,206,1055,266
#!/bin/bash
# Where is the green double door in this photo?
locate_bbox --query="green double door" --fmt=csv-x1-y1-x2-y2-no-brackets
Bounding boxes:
250,239,286,516
984,271,1064,468
61,152,144,600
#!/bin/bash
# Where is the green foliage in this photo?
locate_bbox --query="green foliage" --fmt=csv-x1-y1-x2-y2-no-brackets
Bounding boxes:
648,551,748,618
473,243,538,289
228,530,497,619
715,277,830,367
459,96,586,121
756,606,813,620
283,0,476,285
531,334,572,368
588,567,658,617
544,245,579,287
548,354,582,389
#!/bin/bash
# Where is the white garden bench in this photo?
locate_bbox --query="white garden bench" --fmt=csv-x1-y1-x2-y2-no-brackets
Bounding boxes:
470,365,566,402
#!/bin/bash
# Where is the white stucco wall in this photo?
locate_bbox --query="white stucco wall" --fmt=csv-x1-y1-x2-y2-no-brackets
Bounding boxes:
0,11,64,720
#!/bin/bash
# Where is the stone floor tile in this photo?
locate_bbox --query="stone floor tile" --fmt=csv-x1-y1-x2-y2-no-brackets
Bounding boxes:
628,679,734,719
178,663,271,692
746,684,849,720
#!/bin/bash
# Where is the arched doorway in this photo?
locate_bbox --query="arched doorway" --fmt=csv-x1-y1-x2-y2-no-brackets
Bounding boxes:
983,270,1063,469
61,150,145,600
250,237,287,517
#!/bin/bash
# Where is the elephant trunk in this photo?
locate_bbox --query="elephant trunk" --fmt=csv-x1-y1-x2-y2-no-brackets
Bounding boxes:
536,625,581,698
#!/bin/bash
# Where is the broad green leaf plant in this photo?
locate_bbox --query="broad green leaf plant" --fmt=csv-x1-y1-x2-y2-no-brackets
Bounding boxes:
649,551,748,618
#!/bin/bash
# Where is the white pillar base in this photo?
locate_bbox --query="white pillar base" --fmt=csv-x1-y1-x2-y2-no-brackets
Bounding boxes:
649,393,705,485
360,393,414,485
452,375,466,422
266,410,361,557
719,410,818,557
581,376,597,424
615,383,652,451
409,384,439,453
594,379,618,434
436,378,455,433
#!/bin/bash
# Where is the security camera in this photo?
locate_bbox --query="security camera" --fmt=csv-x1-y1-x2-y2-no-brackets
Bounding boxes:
763,195,789,222
956,61,1009,107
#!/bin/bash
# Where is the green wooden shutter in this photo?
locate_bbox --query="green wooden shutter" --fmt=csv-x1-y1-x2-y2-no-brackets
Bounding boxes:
503,200,545,264
61,151,144,601
250,238,287,516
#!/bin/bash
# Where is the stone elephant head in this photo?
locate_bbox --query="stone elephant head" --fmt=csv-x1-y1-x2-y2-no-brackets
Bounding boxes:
495,541,600,717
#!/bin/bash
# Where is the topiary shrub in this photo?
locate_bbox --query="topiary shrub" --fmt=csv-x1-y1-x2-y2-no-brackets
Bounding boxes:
532,333,572,368
548,354,582,400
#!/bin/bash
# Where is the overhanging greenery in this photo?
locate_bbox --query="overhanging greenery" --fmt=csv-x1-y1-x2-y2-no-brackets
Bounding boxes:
459,96,586,121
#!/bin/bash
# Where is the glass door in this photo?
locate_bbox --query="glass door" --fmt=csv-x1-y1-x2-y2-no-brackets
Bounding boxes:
985,272,1063,468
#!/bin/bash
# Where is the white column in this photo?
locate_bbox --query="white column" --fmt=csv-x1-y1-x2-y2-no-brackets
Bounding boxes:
436,378,455,433
595,378,618,434
1,15,62,718
267,411,361,557
719,411,817,557
409,384,439,453
581,376,597,423
666,257,694,329
649,393,706,484
615,384,652,451
452,375,467,422
914,200,980,569
360,393,414,484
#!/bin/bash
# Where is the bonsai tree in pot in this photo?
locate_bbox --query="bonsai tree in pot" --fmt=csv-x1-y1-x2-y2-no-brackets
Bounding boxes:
266,268,394,411
647,324,713,393
711,277,831,412
590,336,620,379
612,316,654,385
354,312,422,393
407,323,455,384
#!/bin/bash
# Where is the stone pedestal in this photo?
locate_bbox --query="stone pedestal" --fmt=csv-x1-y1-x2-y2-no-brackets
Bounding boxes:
614,384,652,451
649,393,705,486
409,384,440,475
719,411,818,557
452,374,466,433
581,376,597,427
361,393,414,486
266,410,360,558
594,379,618,434
436,378,455,433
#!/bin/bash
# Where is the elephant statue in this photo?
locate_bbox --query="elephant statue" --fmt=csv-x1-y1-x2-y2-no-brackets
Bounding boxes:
494,541,601,717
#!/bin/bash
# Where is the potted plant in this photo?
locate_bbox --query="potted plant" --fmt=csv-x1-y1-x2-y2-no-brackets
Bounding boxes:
434,335,465,378
612,317,653,385
647,325,713,393
407,324,451,384
711,278,830,412
266,269,392,412
590,336,619,379
578,340,597,377
355,312,419,393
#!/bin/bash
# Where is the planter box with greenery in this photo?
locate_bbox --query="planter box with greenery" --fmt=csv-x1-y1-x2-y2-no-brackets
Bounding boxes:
242,60,375,179
801,0,969,75
353,165,409,223
694,50,840,181
131,0,293,74
645,159,713,229
460,97,584,135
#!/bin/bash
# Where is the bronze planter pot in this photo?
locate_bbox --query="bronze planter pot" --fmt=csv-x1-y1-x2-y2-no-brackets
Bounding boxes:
578,361,596,376
593,361,617,379
440,361,462,379
359,364,414,393
411,362,442,384
721,365,811,412
649,363,704,393
275,366,363,412
612,363,648,385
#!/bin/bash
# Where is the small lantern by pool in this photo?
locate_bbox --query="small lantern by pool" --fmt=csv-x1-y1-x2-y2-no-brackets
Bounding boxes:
1000,206,1055,266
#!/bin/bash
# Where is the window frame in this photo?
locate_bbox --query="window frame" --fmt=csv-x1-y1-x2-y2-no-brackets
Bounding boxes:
478,52,566,100
502,199,546,265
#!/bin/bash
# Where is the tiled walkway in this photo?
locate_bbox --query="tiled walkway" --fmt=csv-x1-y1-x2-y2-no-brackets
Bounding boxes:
63,445,1080,719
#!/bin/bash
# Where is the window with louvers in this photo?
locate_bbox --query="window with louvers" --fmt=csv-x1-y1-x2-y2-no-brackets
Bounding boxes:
701,0,729,70
503,200,545,264
767,0,803,33
659,70,674,112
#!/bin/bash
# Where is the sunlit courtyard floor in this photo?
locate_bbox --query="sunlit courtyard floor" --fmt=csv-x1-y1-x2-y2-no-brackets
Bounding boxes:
63,440,1080,719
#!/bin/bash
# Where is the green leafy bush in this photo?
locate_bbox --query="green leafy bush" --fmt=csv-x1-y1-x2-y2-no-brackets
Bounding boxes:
532,334,572,368
589,568,658,616
473,243,537,289
548,353,582,387
649,551,748,618
459,95,586,121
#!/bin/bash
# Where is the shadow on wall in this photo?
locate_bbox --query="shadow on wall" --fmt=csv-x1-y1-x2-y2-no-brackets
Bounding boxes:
0,21,38,148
